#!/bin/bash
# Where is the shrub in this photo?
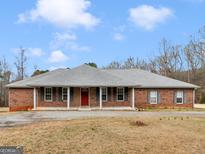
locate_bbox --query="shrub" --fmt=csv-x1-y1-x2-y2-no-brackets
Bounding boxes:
130,120,147,127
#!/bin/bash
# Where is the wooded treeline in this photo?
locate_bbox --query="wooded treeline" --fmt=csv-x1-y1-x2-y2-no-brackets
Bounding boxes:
0,47,28,106
0,26,205,106
104,26,205,103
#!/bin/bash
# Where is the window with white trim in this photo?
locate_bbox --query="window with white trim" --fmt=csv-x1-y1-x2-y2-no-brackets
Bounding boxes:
117,88,124,101
149,91,158,104
102,88,107,102
44,87,52,101
176,91,183,104
62,88,67,101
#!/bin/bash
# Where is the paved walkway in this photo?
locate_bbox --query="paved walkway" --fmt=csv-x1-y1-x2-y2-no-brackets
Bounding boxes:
0,111,205,127
194,104,205,109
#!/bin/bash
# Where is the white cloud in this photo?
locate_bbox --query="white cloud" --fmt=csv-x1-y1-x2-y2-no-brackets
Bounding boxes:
29,48,45,56
129,5,173,30
49,65,67,70
48,50,69,63
54,32,77,41
18,0,100,29
113,25,126,33
113,33,125,41
18,14,27,23
12,47,45,57
11,48,21,54
50,32,90,52
50,32,77,49
68,42,90,51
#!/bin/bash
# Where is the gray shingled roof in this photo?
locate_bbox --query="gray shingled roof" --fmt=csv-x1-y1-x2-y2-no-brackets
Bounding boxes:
6,64,199,88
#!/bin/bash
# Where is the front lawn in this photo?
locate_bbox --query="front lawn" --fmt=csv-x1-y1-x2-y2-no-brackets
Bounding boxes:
144,107,205,112
0,117,204,154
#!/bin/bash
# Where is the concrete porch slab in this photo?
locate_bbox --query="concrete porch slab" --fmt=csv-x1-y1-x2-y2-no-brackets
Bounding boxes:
34,106,136,111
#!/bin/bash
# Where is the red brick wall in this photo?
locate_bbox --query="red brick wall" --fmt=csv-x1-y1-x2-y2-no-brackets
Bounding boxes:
102,88,131,107
90,87,98,107
9,88,33,111
135,89,194,109
102,101,130,107
9,87,194,111
39,101,67,107
37,87,81,107
70,87,80,107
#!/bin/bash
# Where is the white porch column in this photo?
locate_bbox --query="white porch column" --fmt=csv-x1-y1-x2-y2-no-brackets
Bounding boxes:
100,87,102,109
132,88,135,110
193,88,196,108
67,87,70,110
33,88,37,110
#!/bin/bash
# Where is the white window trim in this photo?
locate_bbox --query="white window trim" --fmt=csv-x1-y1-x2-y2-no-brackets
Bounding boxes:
150,90,158,104
176,91,184,104
44,87,53,102
62,87,67,102
117,87,124,102
102,87,107,102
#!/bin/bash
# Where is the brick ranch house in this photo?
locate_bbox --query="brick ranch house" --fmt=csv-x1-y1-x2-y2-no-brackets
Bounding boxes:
6,64,199,111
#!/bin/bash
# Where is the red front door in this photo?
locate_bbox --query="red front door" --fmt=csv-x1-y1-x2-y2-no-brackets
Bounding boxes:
81,89,89,106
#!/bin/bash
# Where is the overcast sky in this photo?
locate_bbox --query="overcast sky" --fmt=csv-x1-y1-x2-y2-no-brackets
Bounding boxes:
0,0,205,74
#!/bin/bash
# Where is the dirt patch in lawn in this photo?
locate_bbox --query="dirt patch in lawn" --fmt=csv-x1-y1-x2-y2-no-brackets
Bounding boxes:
0,117,204,154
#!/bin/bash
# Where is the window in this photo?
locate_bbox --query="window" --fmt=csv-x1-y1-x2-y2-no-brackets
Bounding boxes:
44,87,52,101
62,88,67,101
149,91,158,104
176,91,183,104
117,88,124,101
102,88,107,102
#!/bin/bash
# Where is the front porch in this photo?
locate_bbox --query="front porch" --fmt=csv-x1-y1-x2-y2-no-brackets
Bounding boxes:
33,87,136,110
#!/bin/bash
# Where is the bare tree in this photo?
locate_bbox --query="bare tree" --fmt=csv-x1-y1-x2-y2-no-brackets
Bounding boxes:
105,57,149,70
122,57,136,69
0,57,11,106
102,26,205,104
135,58,150,70
104,61,121,69
148,58,158,73
196,41,205,67
196,27,205,68
14,47,27,81
184,40,200,82
153,39,183,78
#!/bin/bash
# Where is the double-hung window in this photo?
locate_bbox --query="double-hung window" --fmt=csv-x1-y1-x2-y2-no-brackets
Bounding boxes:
102,88,107,102
62,88,67,101
44,87,52,102
117,88,124,101
176,91,183,104
149,91,158,104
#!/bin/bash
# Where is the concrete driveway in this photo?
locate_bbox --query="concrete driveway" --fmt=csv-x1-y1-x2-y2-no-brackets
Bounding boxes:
194,104,205,109
0,111,205,127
